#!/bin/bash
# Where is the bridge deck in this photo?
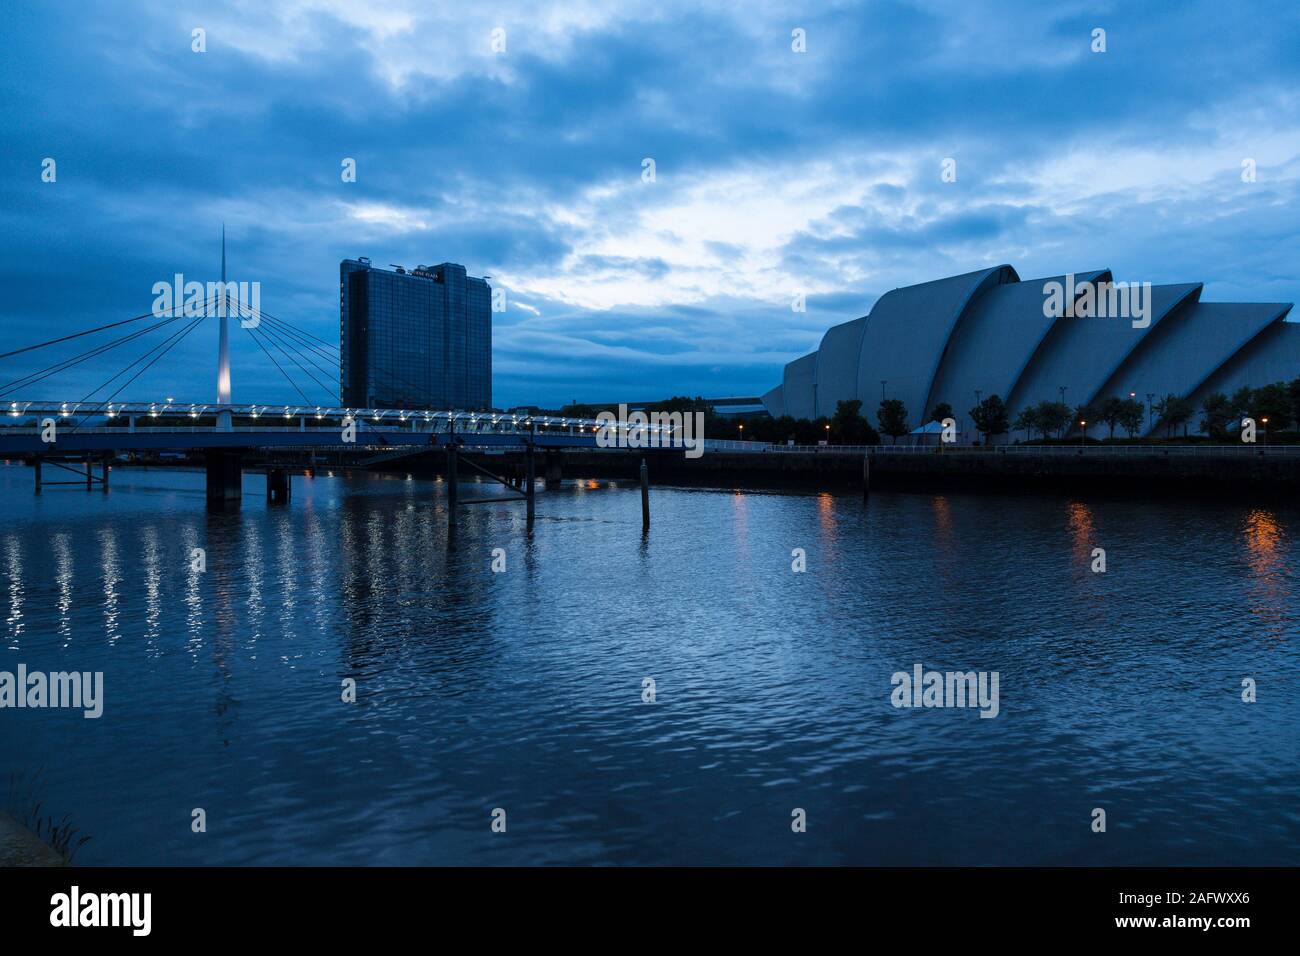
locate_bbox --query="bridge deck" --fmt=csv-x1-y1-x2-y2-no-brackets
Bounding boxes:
0,426,603,454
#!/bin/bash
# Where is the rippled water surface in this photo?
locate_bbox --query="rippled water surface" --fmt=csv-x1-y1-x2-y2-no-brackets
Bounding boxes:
1,462,1297,865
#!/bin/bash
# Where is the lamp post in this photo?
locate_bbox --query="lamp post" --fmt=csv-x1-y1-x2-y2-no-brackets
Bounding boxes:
1080,419,1087,447
1262,416,1269,444
1146,392,1154,432
738,423,745,442
825,423,831,445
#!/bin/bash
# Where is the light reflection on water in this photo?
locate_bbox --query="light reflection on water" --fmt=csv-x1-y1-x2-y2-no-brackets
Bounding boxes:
1,462,1298,865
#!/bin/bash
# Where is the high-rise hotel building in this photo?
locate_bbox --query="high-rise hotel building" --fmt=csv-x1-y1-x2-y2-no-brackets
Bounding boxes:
340,258,492,410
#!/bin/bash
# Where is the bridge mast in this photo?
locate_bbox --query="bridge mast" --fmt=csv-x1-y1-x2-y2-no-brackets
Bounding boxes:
216,225,232,430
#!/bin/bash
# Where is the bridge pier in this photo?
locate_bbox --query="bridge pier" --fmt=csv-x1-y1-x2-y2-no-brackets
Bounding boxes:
446,442,459,528
525,441,536,524
544,449,563,487
101,453,111,492
266,467,290,505
205,449,243,508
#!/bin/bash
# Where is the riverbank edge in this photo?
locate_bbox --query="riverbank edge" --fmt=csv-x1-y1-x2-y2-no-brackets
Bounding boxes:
369,448,1300,499
0,811,66,867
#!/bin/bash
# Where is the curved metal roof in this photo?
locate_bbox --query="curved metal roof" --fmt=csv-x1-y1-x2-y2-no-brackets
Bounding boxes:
782,351,818,420
925,270,1109,419
854,266,1016,426
760,382,786,419
812,315,869,418
761,265,1298,432
1091,301,1292,435
1005,282,1202,419
1186,315,1300,413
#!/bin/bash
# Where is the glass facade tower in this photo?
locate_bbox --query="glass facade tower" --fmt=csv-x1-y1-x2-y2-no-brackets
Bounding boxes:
339,258,492,410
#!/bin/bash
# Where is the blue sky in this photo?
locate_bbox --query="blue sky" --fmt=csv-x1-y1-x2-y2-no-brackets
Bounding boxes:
2,0,1298,409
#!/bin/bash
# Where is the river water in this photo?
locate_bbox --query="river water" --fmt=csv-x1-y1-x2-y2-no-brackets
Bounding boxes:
1,462,1296,865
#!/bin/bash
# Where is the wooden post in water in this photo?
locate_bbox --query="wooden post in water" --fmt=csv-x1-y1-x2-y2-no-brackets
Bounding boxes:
862,452,871,500
85,457,93,490
33,457,41,494
640,458,650,530
101,453,111,492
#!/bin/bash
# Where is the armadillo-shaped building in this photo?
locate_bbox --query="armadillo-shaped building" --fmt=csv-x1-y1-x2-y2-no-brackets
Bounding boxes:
761,266,1297,437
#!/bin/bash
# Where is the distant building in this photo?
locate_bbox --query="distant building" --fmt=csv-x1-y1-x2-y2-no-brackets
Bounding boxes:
340,258,491,410
579,396,769,418
763,265,1296,438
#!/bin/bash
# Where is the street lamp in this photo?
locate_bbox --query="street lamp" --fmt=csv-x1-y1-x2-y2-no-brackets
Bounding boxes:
1262,416,1269,444
825,423,831,445
738,423,745,441
1080,419,1087,447
1146,392,1154,432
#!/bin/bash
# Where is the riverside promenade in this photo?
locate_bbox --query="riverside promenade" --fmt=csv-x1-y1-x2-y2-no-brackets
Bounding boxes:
465,443,1300,496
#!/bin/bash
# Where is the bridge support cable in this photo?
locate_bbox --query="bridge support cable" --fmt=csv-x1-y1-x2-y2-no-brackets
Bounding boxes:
256,313,338,363
222,301,336,404
252,319,339,399
0,308,182,362
252,309,438,410
71,300,220,407
0,308,198,400
68,311,210,430
241,323,315,407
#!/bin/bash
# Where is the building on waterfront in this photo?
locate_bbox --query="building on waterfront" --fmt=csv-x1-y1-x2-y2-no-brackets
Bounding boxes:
578,396,769,418
762,266,1297,438
340,258,492,410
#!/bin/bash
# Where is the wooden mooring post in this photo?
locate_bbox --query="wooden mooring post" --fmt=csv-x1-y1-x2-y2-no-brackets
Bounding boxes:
640,457,650,530
863,452,871,500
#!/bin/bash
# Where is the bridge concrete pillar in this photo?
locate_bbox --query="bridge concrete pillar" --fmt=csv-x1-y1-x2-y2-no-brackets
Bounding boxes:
544,448,563,486
446,443,459,529
266,467,290,505
205,449,243,508
525,441,536,524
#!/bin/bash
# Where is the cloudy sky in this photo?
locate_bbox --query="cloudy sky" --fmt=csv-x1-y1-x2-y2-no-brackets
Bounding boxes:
2,0,1298,409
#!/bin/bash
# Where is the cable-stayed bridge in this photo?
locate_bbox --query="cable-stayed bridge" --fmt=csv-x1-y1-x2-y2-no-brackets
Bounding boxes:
0,284,676,522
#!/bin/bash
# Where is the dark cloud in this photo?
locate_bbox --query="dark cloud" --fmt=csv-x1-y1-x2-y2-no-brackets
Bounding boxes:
1,0,1297,408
